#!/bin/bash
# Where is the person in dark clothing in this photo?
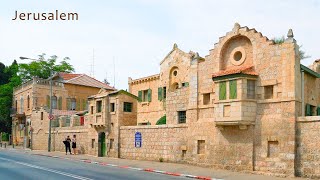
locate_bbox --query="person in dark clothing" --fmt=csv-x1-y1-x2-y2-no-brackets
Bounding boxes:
72,134,77,155
63,136,72,155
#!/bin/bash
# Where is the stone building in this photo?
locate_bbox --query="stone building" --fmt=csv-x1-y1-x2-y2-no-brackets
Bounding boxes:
124,23,320,177
31,89,137,156
86,89,138,157
11,73,114,147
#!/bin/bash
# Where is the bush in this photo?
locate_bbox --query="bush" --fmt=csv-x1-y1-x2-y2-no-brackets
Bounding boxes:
273,36,285,44
1,132,9,141
156,115,166,125
159,157,164,162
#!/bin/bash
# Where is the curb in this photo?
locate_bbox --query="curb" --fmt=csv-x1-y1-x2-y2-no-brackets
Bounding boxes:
32,153,223,180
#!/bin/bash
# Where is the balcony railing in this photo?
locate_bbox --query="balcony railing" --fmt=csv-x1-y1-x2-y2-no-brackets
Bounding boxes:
10,108,25,118
13,77,64,92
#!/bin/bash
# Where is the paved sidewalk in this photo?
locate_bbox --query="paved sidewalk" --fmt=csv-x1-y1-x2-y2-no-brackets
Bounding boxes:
1,146,306,180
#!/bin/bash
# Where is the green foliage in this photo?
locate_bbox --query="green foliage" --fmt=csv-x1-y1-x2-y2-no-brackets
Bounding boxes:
298,45,311,60
272,36,285,44
156,115,166,125
1,132,9,141
19,54,74,82
159,157,164,162
0,60,21,133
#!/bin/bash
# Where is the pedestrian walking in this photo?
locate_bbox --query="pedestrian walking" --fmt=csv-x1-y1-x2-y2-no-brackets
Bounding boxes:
63,136,72,155
72,134,77,155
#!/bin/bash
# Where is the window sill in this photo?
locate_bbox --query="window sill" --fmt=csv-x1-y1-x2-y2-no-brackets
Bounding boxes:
214,99,257,103
110,112,116,115
199,104,214,109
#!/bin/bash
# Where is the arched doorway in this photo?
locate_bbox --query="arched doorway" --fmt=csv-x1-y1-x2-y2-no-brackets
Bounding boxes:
98,132,106,157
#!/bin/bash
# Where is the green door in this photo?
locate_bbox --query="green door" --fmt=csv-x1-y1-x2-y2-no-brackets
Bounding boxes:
98,132,106,157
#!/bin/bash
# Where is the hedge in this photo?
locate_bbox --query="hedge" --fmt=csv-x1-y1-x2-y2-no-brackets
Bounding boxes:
1,132,9,141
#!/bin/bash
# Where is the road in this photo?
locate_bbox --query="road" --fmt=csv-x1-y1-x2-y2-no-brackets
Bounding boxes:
0,150,187,180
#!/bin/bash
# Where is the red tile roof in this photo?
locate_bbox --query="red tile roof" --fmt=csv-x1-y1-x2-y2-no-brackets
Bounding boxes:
57,73,115,90
59,73,82,80
212,65,258,78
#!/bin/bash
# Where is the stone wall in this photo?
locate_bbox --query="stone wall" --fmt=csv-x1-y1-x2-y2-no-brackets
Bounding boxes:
120,124,188,162
31,108,89,154
296,116,320,178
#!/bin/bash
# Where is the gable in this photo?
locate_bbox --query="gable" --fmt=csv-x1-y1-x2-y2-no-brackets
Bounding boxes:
65,74,115,90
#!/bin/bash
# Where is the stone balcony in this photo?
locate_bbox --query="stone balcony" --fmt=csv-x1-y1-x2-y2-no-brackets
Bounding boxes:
214,100,256,130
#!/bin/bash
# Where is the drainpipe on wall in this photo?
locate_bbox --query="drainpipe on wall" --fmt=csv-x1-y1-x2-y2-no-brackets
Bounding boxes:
301,70,305,116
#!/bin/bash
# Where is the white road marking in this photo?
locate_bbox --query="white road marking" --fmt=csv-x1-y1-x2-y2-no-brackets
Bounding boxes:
0,157,93,180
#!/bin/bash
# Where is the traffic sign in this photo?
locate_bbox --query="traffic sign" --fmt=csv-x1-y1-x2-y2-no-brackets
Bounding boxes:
48,114,54,120
135,132,142,148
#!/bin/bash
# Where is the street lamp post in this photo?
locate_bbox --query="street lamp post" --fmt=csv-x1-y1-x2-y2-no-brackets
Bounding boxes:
20,57,53,152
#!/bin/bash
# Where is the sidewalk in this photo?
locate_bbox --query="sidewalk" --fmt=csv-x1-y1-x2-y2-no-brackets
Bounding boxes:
1,146,305,180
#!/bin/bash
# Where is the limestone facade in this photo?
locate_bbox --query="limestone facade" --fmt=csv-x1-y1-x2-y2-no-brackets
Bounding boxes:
11,73,114,147
126,23,320,177
86,90,138,157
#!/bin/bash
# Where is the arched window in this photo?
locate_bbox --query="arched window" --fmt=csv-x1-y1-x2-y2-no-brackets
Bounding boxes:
71,98,76,110
27,95,30,109
52,96,57,109
20,96,24,113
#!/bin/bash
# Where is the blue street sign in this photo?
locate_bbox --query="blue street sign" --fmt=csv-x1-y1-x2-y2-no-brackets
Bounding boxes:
135,132,142,148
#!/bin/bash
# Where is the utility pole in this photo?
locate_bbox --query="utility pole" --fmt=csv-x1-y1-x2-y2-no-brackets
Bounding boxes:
20,56,53,152
48,70,53,152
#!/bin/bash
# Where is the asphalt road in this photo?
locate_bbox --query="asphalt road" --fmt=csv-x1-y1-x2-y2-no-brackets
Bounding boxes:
0,150,187,180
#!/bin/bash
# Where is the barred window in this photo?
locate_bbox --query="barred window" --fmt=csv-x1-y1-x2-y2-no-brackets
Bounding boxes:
178,111,186,124
123,102,132,112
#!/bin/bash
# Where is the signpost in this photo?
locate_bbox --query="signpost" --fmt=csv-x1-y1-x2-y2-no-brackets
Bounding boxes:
48,114,54,120
135,132,142,148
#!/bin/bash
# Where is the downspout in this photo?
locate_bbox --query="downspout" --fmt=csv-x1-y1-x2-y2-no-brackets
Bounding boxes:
301,70,305,116
106,95,110,157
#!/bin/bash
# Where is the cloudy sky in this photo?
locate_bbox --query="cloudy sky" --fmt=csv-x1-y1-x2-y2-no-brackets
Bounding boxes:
0,0,319,89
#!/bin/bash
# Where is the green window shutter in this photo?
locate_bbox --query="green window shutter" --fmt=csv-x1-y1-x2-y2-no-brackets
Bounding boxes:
184,82,189,87
138,91,142,102
305,104,312,116
76,99,80,111
229,80,237,99
219,82,226,100
58,97,62,110
67,98,71,110
46,95,50,108
317,107,320,116
158,87,163,101
82,99,86,110
148,89,152,102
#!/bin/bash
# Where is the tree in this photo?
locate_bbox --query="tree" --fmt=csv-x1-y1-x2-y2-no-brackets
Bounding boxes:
0,60,21,133
298,45,311,60
0,62,10,85
19,53,74,82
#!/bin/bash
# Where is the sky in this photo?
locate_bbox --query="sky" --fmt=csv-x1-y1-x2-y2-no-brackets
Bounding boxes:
0,0,319,90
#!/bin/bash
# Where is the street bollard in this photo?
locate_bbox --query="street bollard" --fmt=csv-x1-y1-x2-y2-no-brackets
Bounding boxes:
4,143,6,148
0,142,2,147
12,143,14,148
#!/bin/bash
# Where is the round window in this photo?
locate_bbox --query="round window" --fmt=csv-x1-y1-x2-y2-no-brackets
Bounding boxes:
230,47,246,66
173,70,177,76
233,51,242,61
